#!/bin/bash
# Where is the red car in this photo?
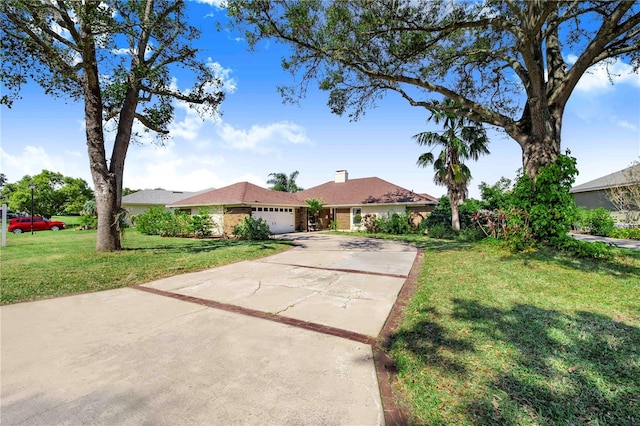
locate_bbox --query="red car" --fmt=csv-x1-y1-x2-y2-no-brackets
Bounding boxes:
8,216,66,234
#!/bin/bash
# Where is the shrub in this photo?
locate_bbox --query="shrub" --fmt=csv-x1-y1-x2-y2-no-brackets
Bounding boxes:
362,214,380,233
78,214,97,230
232,216,272,240
608,227,640,240
508,153,578,246
427,223,455,239
328,220,338,231
552,236,614,260
587,208,615,236
424,196,484,232
376,211,416,235
187,209,215,238
423,197,452,230
135,207,190,237
136,206,171,235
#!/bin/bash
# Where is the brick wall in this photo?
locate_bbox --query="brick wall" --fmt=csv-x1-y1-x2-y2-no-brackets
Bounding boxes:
224,207,252,236
406,205,434,227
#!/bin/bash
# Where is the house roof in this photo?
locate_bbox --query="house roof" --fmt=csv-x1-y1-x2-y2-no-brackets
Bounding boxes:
297,177,437,206
571,164,640,193
168,182,303,207
122,188,211,205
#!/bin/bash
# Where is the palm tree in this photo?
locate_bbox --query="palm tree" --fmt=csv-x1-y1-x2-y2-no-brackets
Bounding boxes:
414,99,490,231
267,171,303,192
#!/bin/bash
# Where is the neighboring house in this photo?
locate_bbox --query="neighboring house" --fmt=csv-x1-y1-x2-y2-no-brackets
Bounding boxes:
167,182,304,236
122,188,211,217
298,170,437,231
167,170,437,236
571,164,640,210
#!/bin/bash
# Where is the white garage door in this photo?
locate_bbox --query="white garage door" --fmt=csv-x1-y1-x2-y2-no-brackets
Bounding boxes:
252,206,295,234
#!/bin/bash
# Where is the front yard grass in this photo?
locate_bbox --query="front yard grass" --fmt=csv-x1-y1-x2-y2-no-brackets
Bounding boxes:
1,228,292,305
377,236,640,425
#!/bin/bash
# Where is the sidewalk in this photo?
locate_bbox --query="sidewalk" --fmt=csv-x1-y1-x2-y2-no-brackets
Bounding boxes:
570,232,640,250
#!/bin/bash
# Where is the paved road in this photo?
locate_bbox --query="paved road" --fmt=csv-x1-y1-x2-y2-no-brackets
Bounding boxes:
570,232,640,250
1,233,417,425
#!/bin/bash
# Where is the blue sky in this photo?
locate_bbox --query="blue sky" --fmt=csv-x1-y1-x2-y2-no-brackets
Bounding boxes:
1,1,639,199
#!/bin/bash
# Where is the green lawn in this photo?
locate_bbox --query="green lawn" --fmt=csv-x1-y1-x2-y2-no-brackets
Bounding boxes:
1,228,292,305
379,236,640,425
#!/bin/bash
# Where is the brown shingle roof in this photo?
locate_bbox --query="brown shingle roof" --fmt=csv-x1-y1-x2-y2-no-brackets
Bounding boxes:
168,182,303,207
296,177,436,206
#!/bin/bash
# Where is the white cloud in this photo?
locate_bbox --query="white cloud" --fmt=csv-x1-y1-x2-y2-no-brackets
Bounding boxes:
0,146,91,185
168,102,216,140
568,55,640,93
613,118,638,132
123,139,226,190
190,0,226,8
216,121,312,153
208,60,237,94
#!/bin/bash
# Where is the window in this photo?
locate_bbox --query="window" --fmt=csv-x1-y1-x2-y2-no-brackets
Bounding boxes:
352,208,362,225
252,207,256,211
257,207,263,211
269,208,274,212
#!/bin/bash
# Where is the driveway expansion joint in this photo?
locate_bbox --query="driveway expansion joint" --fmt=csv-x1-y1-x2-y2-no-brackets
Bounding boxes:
259,261,409,279
132,285,377,346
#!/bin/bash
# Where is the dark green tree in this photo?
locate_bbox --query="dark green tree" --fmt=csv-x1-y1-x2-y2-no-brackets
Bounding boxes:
227,1,639,178
2,170,93,217
267,171,303,192
1,0,225,250
414,100,489,231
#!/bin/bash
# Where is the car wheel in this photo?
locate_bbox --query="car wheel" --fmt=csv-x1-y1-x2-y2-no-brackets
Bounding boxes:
50,226,60,231
12,228,23,234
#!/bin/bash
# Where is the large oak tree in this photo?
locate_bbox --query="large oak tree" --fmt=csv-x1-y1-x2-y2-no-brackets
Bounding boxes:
228,0,639,178
1,0,224,250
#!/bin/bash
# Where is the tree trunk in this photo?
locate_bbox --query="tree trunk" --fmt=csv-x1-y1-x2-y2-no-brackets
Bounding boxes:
81,14,121,251
511,98,564,179
449,191,461,232
93,174,121,251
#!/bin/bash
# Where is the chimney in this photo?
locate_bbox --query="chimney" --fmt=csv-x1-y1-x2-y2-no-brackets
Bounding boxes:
335,170,348,183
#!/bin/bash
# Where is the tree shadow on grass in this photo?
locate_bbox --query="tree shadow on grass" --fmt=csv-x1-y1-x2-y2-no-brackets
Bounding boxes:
390,307,475,378
456,300,640,425
502,247,640,281
363,234,475,253
123,239,292,254
392,300,640,425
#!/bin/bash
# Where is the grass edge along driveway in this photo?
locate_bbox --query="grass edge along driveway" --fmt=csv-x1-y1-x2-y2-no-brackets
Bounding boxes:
1,229,293,305
380,236,640,425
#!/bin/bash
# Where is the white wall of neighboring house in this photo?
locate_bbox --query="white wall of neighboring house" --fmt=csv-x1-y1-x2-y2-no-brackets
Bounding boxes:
187,206,224,237
125,204,156,217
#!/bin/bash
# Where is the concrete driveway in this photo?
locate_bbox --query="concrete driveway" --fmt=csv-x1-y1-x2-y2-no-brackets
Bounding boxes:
1,233,418,425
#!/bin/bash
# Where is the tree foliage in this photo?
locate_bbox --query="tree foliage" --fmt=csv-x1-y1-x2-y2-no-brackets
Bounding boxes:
1,0,225,250
267,171,303,192
228,1,640,178
479,177,513,211
2,170,93,217
414,99,489,231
